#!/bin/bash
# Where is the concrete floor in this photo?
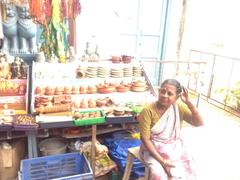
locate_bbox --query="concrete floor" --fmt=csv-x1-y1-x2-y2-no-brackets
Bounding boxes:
97,99,240,180
181,99,240,180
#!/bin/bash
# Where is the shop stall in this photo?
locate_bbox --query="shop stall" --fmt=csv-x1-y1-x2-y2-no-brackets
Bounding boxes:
0,1,158,179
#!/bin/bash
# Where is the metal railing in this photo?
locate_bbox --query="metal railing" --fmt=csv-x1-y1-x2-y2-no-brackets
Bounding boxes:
140,59,207,107
140,53,240,117
188,49,240,117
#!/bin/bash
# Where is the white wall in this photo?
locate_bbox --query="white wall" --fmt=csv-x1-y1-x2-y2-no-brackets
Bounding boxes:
180,0,240,59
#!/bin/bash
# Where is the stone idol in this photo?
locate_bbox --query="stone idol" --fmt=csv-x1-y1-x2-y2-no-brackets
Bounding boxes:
1,4,37,54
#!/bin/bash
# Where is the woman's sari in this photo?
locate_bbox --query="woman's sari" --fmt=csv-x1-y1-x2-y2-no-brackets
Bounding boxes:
140,104,196,180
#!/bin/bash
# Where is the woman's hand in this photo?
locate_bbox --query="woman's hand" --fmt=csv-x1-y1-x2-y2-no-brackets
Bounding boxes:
162,159,175,177
180,86,204,126
180,86,190,104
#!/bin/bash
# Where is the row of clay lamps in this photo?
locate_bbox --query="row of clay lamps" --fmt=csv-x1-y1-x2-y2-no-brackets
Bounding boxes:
35,80,147,96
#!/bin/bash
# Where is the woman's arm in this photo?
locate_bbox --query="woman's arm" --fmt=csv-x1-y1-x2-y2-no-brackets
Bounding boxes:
141,135,174,177
141,136,171,166
141,136,165,165
181,86,204,126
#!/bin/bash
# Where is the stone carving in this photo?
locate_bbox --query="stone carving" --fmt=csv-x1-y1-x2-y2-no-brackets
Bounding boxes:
17,5,37,53
2,4,18,53
2,4,37,54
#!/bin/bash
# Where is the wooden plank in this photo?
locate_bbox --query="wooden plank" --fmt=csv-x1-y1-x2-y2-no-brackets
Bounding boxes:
62,126,134,138
91,125,96,180
122,152,134,180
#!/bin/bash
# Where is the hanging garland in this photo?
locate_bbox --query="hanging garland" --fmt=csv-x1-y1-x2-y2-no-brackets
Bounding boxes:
29,0,81,63
72,0,81,19
41,0,68,63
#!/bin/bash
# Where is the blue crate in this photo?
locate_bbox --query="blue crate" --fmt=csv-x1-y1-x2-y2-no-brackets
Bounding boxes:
19,152,93,180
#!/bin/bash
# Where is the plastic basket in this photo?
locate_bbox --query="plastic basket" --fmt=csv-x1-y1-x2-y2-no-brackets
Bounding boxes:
73,110,105,126
19,152,93,180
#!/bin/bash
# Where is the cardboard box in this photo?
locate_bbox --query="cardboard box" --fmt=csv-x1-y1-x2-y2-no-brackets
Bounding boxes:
0,138,26,180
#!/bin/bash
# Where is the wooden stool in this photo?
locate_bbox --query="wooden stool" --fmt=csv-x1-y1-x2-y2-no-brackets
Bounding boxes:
122,146,149,180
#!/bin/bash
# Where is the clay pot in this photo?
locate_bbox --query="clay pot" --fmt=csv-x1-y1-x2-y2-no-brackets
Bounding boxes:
111,56,121,63
122,55,133,63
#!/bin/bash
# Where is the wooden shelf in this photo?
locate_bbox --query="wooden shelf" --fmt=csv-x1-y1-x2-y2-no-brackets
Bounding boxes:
62,124,136,139
0,131,26,140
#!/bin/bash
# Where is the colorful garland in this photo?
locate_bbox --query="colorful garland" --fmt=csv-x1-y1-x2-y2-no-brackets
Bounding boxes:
29,0,81,23
29,0,81,63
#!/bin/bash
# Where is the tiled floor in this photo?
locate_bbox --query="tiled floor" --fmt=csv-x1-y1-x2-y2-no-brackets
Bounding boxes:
181,99,240,180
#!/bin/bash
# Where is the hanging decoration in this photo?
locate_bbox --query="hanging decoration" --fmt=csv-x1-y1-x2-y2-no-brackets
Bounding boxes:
29,0,51,25
74,0,81,18
41,0,67,63
28,0,81,63
62,0,68,18
1,0,29,6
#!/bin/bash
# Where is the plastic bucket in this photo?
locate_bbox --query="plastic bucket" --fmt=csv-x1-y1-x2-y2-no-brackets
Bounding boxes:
39,137,68,156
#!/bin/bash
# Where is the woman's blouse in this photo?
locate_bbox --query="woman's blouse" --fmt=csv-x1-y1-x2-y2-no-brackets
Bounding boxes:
138,100,192,139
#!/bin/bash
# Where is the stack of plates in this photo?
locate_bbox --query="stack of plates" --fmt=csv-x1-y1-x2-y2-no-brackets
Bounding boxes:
113,108,125,116
133,66,142,77
97,66,110,78
86,66,98,78
131,80,147,92
111,68,124,78
123,66,133,77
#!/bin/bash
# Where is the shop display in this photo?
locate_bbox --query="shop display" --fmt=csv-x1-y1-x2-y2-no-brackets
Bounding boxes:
73,110,105,126
31,60,156,124
12,114,38,131
0,53,29,116
0,53,29,132
0,2,157,179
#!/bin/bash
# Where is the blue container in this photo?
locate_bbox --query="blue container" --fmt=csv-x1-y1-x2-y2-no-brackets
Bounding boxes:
19,153,93,180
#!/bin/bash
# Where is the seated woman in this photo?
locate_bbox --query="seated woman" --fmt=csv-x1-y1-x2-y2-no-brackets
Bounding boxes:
139,79,204,180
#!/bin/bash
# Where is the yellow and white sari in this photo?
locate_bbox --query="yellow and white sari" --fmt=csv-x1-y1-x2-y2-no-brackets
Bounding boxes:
140,104,196,180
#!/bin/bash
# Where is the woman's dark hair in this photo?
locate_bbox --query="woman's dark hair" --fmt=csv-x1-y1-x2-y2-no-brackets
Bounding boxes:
161,79,182,95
